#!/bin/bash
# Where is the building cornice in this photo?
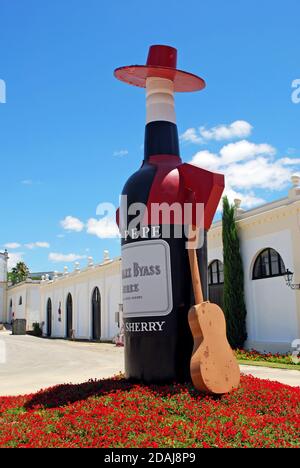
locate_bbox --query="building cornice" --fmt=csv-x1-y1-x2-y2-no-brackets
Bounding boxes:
210,197,300,236
40,257,122,289
7,280,41,291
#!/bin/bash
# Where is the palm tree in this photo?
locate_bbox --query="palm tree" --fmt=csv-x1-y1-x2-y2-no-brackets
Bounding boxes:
8,262,30,285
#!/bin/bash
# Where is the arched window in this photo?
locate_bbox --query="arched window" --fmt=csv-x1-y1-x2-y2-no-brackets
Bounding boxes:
208,260,224,285
19,296,22,305
253,248,285,280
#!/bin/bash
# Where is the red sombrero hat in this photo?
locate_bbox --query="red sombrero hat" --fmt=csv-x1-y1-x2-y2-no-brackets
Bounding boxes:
114,45,206,93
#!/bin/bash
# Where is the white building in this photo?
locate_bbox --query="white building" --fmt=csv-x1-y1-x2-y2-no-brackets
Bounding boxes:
40,255,122,340
0,250,8,323
208,175,300,353
7,280,41,327
1,177,300,352
0,252,122,341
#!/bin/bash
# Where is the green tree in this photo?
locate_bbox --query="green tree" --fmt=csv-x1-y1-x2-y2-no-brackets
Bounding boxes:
8,262,30,285
222,196,247,349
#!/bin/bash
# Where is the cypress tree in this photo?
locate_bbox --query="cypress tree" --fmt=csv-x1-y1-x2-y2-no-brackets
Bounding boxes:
222,196,247,349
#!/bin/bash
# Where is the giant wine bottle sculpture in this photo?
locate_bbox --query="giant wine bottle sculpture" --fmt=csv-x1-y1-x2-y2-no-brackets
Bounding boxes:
115,45,224,383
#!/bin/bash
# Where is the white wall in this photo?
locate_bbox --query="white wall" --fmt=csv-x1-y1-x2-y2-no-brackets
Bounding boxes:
0,254,7,323
207,227,298,353
43,286,65,338
40,261,122,341
76,281,90,339
106,273,122,339
0,286,5,323
208,247,223,265
242,229,298,352
0,254,7,282
27,287,42,326
7,282,41,330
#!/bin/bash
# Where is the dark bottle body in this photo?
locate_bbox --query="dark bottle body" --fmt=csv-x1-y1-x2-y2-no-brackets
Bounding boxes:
121,121,207,383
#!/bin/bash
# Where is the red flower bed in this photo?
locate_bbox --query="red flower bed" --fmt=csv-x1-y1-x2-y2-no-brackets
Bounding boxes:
0,375,299,448
235,349,300,366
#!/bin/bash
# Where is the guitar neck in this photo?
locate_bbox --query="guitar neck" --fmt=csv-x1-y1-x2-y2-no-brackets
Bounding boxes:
188,226,204,305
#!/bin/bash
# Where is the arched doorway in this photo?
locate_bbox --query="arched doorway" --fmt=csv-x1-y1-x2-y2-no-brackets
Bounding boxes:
92,287,101,341
250,248,294,346
208,260,224,308
46,298,52,337
9,299,13,324
66,293,73,339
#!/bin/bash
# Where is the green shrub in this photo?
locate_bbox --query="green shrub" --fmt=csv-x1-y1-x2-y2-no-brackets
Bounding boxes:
32,322,43,337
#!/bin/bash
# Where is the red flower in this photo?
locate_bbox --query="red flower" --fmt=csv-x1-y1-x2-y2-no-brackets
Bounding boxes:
0,375,299,448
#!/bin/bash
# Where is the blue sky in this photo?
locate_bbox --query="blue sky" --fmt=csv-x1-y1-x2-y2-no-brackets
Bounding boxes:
0,0,299,272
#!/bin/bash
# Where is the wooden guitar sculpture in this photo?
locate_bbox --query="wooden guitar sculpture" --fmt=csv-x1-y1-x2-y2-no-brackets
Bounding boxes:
188,228,240,394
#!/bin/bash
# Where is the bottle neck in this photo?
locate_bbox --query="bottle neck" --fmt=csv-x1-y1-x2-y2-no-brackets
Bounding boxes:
144,77,180,160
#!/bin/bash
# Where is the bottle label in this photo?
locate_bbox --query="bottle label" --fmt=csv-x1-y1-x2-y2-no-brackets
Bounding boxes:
122,239,173,318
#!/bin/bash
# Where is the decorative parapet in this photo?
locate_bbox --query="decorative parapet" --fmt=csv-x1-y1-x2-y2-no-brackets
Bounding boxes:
87,256,94,268
289,175,300,200
234,198,245,217
103,250,110,262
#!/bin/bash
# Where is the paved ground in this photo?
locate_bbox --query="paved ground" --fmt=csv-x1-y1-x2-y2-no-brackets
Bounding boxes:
240,364,300,388
0,332,299,396
0,332,124,396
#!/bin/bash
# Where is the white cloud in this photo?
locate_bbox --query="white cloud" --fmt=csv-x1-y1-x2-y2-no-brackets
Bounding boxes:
278,157,300,166
224,158,291,191
180,128,203,144
60,216,85,232
21,179,42,186
60,214,120,238
5,242,50,251
190,140,300,209
113,149,129,157
216,186,266,211
200,120,253,141
25,242,50,250
4,243,21,249
181,120,253,145
35,242,50,248
190,150,221,172
219,140,276,165
21,179,33,185
190,141,276,173
49,253,86,263
87,217,120,239
7,252,25,271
